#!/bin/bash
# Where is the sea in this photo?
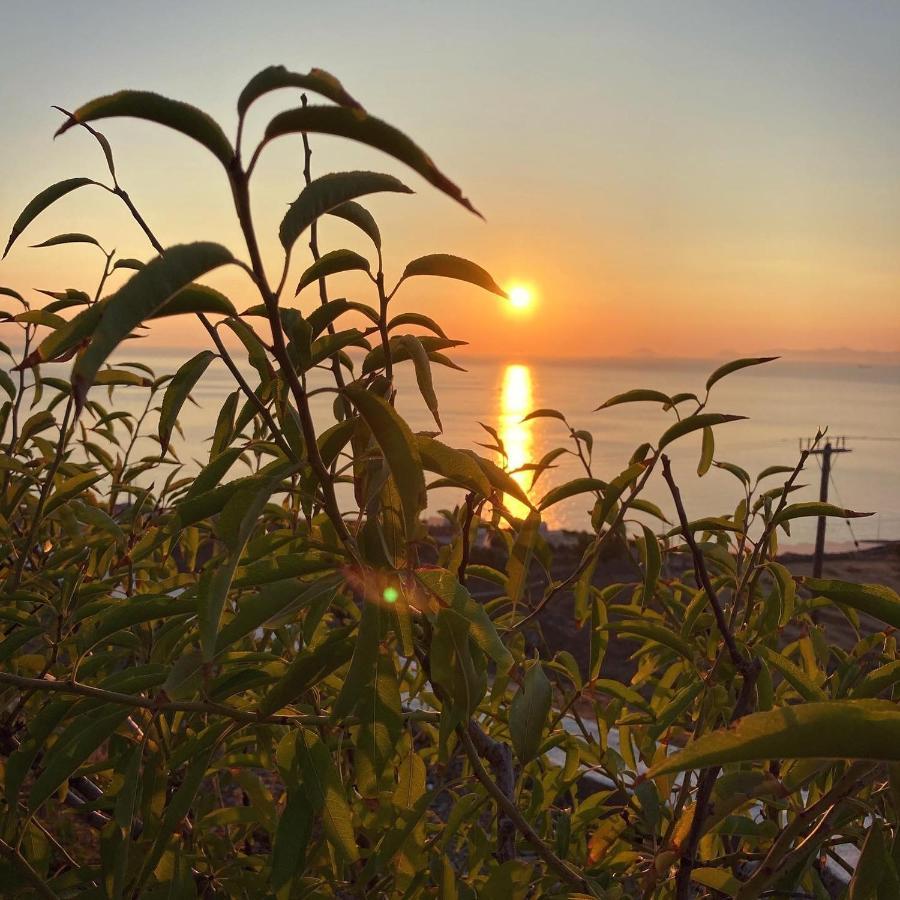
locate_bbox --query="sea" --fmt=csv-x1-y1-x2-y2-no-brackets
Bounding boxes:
110,350,900,552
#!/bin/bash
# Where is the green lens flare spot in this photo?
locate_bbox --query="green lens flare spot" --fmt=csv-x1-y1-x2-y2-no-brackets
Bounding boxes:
382,586,399,604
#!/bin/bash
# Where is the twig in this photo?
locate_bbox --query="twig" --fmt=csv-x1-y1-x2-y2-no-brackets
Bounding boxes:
0,839,59,899
0,671,437,727
457,725,596,895
661,454,761,899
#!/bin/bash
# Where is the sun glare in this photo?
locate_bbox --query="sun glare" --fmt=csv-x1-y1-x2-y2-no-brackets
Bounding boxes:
507,283,534,312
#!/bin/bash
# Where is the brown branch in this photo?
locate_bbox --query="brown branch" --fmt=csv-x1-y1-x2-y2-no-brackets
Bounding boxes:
0,672,437,727
457,725,596,895
661,453,762,899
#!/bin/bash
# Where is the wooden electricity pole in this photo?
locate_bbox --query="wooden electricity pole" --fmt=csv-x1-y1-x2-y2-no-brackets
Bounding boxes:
800,436,852,577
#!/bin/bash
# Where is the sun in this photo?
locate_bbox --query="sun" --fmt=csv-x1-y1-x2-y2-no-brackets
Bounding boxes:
506,283,535,312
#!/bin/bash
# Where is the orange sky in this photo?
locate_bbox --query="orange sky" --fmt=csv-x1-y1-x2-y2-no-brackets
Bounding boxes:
2,3,899,359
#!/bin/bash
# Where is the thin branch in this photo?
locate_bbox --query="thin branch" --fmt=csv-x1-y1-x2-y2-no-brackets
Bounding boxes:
457,725,596,895
0,839,59,899
0,671,437,727
661,454,746,672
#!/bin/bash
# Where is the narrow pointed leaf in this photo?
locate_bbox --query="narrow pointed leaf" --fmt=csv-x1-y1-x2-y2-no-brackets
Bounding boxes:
70,242,234,410
295,248,370,294
509,661,552,763
801,578,900,629
346,386,425,537
264,105,480,215
658,413,746,449
649,700,900,778
4,177,100,258
705,356,778,392
159,350,216,451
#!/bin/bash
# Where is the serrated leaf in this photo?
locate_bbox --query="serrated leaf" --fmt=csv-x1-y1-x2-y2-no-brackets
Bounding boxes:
295,248,370,294
281,171,411,254
71,243,234,411
158,350,216,451
263,105,480,216
237,64,361,117
401,253,506,297
57,90,234,167
4,177,100,258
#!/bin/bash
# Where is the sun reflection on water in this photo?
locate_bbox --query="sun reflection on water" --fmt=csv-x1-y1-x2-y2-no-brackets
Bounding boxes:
498,364,533,518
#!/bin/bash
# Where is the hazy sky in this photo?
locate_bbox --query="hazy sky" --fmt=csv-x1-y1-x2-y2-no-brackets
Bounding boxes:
2,2,899,358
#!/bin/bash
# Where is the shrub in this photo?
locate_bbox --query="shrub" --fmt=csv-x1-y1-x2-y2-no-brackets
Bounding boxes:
1,65,899,899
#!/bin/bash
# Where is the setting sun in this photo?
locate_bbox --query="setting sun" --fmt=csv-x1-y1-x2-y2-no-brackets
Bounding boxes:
507,283,535,312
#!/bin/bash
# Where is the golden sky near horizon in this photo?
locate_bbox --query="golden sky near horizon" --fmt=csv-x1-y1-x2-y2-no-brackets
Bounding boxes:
1,2,899,359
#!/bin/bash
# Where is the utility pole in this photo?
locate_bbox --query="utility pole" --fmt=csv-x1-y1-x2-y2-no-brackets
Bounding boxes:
800,436,852,577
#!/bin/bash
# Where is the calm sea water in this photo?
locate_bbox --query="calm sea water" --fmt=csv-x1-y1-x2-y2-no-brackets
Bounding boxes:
114,351,900,549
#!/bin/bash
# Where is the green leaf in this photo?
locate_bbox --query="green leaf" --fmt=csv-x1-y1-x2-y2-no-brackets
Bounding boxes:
396,334,441,428
295,248,370,294
44,471,104,516
237,65,361,117
539,477,606,511
270,788,313,891
260,625,354,716
159,350,216,452
198,473,282,659
148,283,237,319
354,647,403,796
346,387,425,538
328,200,382,250
70,242,234,411
4,177,100,258
387,311,447,338
415,435,492,497
468,453,533,510
30,232,104,251
756,645,827,701
29,706,130,811
648,700,900,777
605,620,695,662
263,105,480,215
801,578,900,629
507,511,540,607
850,825,890,899
56,90,234,167
774,502,872,526
691,868,741,897
594,678,651,712
295,727,359,862
430,607,485,723
416,568,513,671
595,388,671,411
658,413,746,449
705,356,778,392
697,426,714,476
509,661,552,763
640,524,660,606
280,171,411,253
400,253,506,297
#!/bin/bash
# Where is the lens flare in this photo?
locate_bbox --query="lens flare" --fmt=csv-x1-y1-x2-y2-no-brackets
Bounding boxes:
507,284,534,312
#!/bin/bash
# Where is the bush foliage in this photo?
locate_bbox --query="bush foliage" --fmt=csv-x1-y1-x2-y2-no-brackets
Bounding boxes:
1,66,899,899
